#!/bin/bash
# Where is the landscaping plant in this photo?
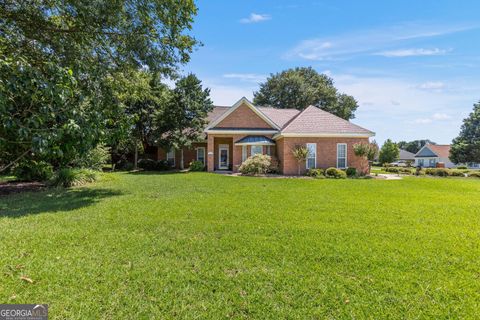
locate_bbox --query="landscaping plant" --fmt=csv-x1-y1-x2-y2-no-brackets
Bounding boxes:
239,154,272,175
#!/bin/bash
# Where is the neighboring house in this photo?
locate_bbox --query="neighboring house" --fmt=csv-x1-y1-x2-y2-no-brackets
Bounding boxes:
153,97,375,174
399,149,415,163
414,144,480,168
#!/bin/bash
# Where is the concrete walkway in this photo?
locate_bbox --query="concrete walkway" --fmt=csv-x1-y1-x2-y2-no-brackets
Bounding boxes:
377,174,403,180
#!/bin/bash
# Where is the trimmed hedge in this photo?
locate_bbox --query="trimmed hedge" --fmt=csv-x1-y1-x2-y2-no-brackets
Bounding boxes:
346,167,357,177
138,159,171,171
468,172,480,178
425,168,450,177
325,167,347,179
189,160,205,172
306,168,324,178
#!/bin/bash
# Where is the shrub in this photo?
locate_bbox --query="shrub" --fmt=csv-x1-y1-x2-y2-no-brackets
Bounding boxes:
325,167,347,179
74,144,110,170
138,159,158,170
189,160,205,172
239,154,271,175
468,172,480,178
425,168,450,177
384,166,399,173
51,168,97,187
346,167,357,177
116,160,134,171
13,160,54,181
457,165,468,170
306,168,324,178
156,160,171,171
450,170,465,177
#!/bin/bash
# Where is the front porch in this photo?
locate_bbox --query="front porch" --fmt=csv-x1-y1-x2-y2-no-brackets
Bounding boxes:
207,134,276,172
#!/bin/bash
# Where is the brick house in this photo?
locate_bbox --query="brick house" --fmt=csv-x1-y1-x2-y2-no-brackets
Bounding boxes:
154,97,375,175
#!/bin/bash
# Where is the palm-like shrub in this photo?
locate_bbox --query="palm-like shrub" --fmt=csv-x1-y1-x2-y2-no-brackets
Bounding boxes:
51,168,98,187
292,145,309,175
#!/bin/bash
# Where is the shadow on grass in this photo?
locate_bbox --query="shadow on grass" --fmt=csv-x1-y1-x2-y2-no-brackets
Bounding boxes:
0,187,123,218
126,170,188,176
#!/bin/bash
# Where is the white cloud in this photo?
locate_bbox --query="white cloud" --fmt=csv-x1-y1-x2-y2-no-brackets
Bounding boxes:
418,81,446,90
285,22,474,60
223,73,267,83
432,113,451,120
413,118,433,124
240,13,271,24
376,48,449,57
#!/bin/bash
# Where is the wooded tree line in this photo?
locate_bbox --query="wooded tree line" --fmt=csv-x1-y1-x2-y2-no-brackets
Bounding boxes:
0,0,212,175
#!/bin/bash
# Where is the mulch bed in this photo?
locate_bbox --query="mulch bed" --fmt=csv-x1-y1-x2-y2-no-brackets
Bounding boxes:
0,181,46,196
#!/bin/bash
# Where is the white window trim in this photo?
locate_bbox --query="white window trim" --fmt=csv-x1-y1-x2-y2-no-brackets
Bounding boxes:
251,145,263,156
306,143,316,169
196,147,205,164
336,143,347,169
167,149,175,167
242,145,247,162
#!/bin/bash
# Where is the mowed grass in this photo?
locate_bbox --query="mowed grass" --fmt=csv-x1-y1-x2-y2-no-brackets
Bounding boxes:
1,173,479,319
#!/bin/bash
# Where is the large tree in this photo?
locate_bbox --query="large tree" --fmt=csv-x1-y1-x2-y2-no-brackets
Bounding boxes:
0,0,199,171
450,101,480,164
379,139,400,164
397,140,436,154
253,67,358,120
155,74,213,168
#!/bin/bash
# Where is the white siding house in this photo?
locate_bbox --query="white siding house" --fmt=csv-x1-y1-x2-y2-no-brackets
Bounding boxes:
414,144,479,168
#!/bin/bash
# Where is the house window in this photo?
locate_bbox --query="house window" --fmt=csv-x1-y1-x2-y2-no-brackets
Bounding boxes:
251,145,262,156
242,145,247,162
167,149,175,167
196,147,205,164
418,159,425,167
306,143,316,169
337,143,347,169
429,159,436,167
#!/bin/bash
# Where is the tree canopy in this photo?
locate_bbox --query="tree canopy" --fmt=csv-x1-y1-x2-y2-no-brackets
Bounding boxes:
397,140,436,154
0,0,200,172
450,101,480,164
253,67,359,120
379,139,400,164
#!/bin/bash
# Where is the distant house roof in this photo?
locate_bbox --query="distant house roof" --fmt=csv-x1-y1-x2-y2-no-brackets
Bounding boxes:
234,135,275,145
399,149,415,160
415,144,451,158
205,98,374,137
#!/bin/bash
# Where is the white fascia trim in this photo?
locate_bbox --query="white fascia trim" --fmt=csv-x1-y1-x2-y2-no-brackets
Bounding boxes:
205,129,279,135
235,142,276,146
273,132,375,139
205,97,280,130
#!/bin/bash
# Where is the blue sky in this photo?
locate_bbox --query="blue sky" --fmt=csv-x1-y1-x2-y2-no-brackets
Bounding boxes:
182,0,480,144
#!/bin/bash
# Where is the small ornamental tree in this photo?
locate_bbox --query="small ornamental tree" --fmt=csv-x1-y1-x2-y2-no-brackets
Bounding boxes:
292,145,309,175
353,140,379,174
450,101,480,164
379,139,400,165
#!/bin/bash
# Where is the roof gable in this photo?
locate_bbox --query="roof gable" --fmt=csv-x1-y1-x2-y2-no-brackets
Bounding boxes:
206,97,279,131
280,105,374,136
415,145,439,158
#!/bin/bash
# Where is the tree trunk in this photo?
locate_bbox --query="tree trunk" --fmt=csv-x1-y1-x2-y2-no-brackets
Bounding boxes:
133,141,138,170
180,149,184,170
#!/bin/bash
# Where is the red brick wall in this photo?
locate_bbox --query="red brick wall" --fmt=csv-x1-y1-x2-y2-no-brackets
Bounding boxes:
156,143,207,169
278,137,370,175
206,134,276,172
215,103,273,129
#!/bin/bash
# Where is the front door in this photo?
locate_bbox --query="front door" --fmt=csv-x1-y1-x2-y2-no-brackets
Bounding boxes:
219,144,229,170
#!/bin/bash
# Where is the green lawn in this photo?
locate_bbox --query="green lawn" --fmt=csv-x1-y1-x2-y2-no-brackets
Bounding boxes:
1,173,479,319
